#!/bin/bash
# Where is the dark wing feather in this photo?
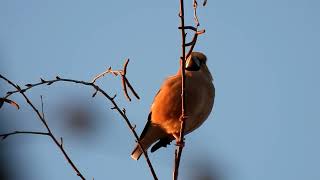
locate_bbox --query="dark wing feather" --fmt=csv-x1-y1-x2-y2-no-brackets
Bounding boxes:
139,112,152,139
151,137,173,152
140,88,161,139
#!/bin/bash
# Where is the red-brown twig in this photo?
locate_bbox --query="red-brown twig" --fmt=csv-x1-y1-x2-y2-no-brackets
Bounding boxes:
91,59,140,102
173,0,187,179
173,0,206,179
0,74,157,180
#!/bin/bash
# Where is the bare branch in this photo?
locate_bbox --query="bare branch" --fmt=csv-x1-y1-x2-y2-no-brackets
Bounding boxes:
91,66,112,84
174,0,206,179
0,131,50,140
173,0,188,179
0,74,157,180
91,59,140,101
0,75,86,180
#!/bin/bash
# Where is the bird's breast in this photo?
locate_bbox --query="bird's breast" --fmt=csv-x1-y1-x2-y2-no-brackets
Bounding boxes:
151,73,215,135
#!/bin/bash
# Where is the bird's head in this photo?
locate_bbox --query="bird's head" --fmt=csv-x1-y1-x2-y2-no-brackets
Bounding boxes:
185,52,207,71
185,52,212,81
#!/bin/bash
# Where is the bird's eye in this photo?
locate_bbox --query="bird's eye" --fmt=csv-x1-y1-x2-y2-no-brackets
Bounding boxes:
185,57,201,71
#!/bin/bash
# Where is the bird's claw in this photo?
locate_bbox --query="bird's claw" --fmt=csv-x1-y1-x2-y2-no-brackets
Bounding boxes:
175,140,185,147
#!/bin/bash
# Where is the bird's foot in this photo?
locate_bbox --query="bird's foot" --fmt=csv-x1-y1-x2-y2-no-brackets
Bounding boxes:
175,140,185,147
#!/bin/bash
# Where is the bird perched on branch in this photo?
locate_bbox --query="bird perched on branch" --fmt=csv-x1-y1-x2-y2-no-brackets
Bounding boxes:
131,52,215,160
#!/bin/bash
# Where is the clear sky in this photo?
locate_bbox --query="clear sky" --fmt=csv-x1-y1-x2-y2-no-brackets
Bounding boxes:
1,0,320,180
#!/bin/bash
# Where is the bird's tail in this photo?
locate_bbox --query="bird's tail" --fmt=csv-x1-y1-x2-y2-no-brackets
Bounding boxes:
131,125,168,160
131,144,144,160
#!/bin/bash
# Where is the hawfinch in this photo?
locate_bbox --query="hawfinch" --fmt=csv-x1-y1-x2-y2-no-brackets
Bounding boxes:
131,52,215,160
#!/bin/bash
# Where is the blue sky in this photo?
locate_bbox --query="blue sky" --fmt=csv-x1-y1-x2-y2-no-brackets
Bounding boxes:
1,0,320,179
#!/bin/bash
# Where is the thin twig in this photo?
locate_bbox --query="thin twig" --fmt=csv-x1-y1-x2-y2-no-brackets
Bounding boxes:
193,0,200,26
91,59,140,101
173,0,206,179
0,131,50,140
40,95,45,119
173,0,187,179
124,77,140,99
0,74,157,180
91,67,112,84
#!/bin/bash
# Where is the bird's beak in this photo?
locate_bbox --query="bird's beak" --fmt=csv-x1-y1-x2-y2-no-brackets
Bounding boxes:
185,56,201,71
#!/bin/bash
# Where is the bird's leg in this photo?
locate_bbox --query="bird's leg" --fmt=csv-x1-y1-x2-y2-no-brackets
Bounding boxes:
173,133,185,147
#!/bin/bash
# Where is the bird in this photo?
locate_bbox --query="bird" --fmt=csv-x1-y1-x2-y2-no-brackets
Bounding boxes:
131,52,215,160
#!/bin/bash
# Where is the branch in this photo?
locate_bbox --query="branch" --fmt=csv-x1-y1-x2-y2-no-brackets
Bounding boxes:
0,74,157,180
173,0,187,179
91,59,140,101
0,131,50,140
174,0,206,179
0,75,86,180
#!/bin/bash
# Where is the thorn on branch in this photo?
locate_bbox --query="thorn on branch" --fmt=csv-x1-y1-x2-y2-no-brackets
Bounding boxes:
47,81,54,85
56,76,61,80
25,84,33,88
111,94,117,100
40,78,46,83
60,137,64,147
111,106,116,110
122,108,126,114
203,0,207,6
92,90,98,98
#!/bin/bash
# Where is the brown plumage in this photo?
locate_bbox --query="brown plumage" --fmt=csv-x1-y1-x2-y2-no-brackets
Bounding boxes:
131,52,215,160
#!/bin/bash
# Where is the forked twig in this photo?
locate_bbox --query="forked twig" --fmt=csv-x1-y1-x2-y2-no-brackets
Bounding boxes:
91,59,140,102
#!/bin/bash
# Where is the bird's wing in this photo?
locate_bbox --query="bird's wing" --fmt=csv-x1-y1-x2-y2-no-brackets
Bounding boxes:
139,112,152,139
139,86,163,139
150,136,173,152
